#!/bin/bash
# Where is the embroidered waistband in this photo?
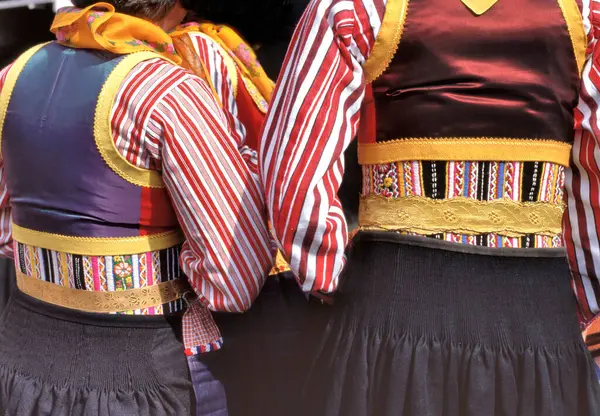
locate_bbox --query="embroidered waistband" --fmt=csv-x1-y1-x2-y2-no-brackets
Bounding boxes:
15,241,186,315
358,195,564,237
16,270,192,313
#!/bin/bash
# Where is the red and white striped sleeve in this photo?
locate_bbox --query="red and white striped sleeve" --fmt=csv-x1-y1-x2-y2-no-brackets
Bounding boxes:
0,65,13,258
187,32,247,147
565,0,600,327
186,33,260,178
147,69,273,313
259,0,386,293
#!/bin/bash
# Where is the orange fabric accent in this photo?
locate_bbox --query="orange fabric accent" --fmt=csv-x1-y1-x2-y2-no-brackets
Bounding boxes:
358,85,377,144
236,79,266,149
139,187,179,236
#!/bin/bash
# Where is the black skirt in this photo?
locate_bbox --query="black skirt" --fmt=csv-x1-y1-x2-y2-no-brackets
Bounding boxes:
0,289,195,415
302,233,600,416
0,258,15,318
197,274,313,416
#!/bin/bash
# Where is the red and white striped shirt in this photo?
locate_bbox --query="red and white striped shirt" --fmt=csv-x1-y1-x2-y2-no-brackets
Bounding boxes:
566,0,600,327
260,0,384,293
0,42,273,346
260,0,600,327
186,32,248,157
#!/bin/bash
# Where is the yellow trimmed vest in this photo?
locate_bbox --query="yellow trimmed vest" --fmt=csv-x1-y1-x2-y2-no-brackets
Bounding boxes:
0,42,188,313
356,0,585,250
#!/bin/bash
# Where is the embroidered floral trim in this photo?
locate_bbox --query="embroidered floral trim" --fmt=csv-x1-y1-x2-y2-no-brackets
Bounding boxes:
361,161,566,248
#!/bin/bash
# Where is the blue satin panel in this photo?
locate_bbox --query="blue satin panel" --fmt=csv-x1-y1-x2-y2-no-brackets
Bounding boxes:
2,42,144,237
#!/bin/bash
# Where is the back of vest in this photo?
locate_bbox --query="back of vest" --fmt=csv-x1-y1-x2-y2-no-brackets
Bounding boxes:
359,0,584,164
1,42,178,241
355,0,586,250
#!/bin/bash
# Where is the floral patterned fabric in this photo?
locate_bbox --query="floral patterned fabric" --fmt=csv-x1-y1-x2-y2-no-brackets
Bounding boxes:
361,160,565,248
14,242,186,315
51,2,180,64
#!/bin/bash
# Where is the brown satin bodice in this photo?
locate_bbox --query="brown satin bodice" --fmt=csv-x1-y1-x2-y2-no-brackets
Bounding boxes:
355,0,586,250
364,0,582,144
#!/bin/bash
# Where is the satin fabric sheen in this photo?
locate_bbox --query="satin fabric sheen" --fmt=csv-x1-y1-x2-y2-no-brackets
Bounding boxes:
370,0,580,142
3,43,177,237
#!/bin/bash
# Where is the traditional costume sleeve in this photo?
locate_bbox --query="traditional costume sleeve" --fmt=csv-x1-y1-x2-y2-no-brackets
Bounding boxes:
0,65,13,258
186,32,247,150
565,0,600,327
148,73,273,313
184,32,261,179
259,0,386,292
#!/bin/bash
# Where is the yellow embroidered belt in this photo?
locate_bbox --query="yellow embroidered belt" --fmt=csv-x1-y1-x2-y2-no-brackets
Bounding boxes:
358,195,564,236
16,270,192,313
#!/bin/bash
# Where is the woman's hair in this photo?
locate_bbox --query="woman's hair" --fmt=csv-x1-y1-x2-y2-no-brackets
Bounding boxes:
183,0,294,45
72,0,177,21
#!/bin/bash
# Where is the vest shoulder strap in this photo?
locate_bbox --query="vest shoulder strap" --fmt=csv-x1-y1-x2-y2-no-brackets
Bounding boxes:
0,42,50,157
95,50,169,188
362,0,409,83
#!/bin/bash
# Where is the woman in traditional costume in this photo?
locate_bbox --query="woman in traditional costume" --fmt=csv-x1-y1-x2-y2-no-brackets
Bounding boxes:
261,0,600,414
0,0,275,413
168,5,315,414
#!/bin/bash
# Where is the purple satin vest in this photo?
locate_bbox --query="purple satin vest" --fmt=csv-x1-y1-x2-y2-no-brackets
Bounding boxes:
2,42,178,239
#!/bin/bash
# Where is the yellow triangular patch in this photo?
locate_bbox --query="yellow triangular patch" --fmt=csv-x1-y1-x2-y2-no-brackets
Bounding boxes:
461,0,499,15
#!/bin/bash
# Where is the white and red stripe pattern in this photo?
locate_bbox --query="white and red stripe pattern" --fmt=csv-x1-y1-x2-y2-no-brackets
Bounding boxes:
261,0,600,330
0,57,273,348
186,33,261,178
115,59,273,313
259,0,386,293
565,0,600,327
187,33,247,146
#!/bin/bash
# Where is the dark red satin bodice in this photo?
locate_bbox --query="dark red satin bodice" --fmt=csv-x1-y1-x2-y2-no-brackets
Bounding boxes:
368,0,581,143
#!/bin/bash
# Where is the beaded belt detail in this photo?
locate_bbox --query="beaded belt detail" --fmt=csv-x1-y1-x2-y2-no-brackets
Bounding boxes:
16,270,193,314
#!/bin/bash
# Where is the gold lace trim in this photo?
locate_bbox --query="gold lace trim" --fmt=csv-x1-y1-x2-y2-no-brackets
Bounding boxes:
16,270,191,313
13,223,184,256
95,51,173,188
358,195,564,236
0,43,49,158
557,0,587,75
241,74,268,114
363,0,409,83
358,137,572,167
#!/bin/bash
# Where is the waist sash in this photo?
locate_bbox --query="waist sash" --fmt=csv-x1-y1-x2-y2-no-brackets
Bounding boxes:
16,270,192,314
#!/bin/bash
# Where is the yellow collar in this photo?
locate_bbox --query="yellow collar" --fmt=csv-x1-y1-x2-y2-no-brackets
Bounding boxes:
51,3,181,64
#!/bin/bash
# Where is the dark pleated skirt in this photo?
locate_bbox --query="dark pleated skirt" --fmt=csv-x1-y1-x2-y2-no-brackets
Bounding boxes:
197,274,313,416
302,233,600,416
0,258,15,318
0,289,195,415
